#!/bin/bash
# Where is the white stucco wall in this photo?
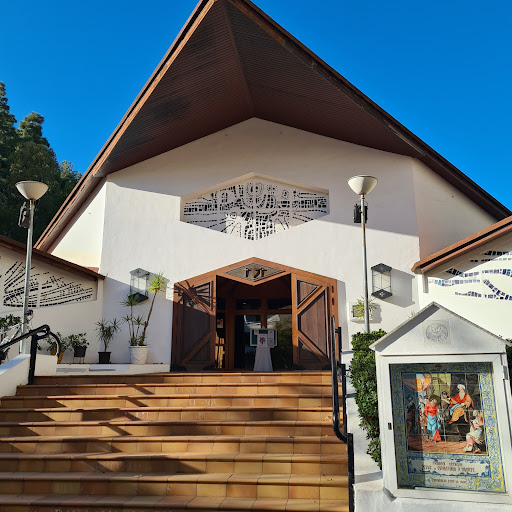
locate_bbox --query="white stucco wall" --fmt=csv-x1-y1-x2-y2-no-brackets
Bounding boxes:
91,118,470,363
47,118,500,364
0,246,103,364
412,161,496,258
50,181,106,268
417,233,512,339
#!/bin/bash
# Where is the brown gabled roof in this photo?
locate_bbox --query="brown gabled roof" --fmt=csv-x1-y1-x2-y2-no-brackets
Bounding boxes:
411,215,512,274
36,0,511,251
0,235,104,281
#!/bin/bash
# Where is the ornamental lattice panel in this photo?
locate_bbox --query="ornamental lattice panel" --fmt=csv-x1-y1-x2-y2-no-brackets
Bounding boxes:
182,175,329,240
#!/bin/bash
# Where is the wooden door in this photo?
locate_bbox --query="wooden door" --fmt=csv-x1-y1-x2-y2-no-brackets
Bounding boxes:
172,276,216,369
292,274,336,368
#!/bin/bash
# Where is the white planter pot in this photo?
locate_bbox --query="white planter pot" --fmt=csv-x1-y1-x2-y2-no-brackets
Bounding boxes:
129,345,149,365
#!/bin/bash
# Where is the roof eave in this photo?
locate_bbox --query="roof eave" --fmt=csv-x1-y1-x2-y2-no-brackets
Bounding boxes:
412,215,512,274
0,235,104,281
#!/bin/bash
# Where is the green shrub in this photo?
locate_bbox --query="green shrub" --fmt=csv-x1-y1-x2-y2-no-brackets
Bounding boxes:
349,329,386,468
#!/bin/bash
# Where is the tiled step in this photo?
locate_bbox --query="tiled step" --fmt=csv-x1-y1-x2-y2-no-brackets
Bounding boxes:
0,371,350,512
0,472,349,499
4,393,331,409
0,495,350,511
33,371,332,385
0,452,348,474
16,382,331,397
0,419,334,437
0,435,347,455
0,393,331,409
0,406,332,422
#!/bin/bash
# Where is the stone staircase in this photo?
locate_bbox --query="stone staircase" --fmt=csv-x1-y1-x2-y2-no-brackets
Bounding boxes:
0,371,349,511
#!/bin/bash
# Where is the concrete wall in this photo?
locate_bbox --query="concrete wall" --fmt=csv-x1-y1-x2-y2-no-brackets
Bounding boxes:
50,118,498,363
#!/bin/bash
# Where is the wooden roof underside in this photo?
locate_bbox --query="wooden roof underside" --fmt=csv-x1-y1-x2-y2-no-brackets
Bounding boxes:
36,0,511,250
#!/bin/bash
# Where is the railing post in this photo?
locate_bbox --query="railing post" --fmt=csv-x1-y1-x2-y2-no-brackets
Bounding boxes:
329,317,355,512
28,333,38,385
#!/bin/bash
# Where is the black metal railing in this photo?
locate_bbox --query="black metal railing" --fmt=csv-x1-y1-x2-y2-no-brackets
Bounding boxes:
0,325,62,385
329,316,355,512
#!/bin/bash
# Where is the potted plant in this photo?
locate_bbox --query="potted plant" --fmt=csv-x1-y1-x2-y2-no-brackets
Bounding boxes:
95,319,120,364
44,332,68,364
122,272,166,364
0,315,21,364
66,333,88,359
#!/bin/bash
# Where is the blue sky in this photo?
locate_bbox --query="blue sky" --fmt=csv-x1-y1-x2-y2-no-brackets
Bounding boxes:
2,1,511,210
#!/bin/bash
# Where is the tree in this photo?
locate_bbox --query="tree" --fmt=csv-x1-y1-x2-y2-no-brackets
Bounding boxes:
0,82,80,242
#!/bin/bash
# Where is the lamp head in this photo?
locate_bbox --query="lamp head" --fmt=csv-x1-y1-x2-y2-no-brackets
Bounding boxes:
347,175,378,197
16,181,48,201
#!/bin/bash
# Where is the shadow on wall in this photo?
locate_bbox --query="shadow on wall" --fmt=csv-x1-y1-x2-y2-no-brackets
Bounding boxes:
385,269,415,309
100,275,173,366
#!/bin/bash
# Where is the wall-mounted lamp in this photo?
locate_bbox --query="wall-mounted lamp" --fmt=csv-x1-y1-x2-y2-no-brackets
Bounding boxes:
130,268,150,302
372,263,392,299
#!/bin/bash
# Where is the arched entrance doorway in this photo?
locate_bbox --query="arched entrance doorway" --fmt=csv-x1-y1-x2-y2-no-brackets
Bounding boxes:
171,258,338,370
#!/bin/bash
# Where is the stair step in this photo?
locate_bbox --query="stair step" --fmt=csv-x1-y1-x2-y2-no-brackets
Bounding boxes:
16,382,331,397
33,371,332,385
0,494,349,511
0,419,334,437
0,406,332,422
0,393,332,409
0,435,347,455
0,472,348,499
0,371,349,511
0,452,348,474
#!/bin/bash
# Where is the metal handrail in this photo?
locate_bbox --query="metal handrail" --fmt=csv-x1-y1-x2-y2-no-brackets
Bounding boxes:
329,316,355,512
0,325,62,385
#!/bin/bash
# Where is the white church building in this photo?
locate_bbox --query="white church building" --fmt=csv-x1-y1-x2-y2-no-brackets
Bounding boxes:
1,0,510,368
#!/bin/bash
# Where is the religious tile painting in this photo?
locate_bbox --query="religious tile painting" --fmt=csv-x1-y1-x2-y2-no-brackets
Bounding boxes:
390,362,506,493
182,176,329,240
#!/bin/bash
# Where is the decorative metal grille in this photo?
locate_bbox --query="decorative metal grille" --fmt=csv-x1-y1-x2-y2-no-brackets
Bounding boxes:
183,177,329,240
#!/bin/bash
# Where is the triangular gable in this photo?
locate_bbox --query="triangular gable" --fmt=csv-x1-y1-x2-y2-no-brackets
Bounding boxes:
36,0,510,251
371,302,507,356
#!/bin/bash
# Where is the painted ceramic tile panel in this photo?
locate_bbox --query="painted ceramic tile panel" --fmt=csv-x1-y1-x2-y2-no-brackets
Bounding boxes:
390,362,506,493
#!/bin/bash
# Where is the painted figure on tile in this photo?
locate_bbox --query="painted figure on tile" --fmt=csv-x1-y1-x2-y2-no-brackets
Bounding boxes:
463,412,485,453
420,395,441,442
442,384,473,423
405,395,416,437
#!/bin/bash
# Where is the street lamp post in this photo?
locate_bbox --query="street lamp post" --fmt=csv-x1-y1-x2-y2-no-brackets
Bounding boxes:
348,175,378,334
16,181,48,352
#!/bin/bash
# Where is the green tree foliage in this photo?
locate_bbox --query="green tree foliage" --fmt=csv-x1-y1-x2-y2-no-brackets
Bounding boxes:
349,329,386,468
0,82,80,242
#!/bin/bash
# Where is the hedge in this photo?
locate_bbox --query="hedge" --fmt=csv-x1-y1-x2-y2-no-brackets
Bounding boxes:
349,329,386,468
